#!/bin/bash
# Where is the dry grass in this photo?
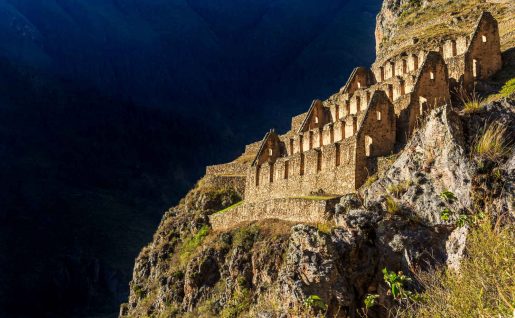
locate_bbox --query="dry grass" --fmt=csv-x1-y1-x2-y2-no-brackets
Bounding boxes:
387,180,413,198
385,196,400,214
400,220,515,318
473,122,512,162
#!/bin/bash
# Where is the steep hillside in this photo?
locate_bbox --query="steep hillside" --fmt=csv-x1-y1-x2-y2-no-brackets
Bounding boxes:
121,98,514,317
120,0,515,316
0,1,383,317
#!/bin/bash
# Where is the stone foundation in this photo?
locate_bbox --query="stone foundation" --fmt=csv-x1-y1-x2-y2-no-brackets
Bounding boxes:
209,197,340,231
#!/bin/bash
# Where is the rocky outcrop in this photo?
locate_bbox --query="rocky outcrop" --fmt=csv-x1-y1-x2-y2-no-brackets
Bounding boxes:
120,98,514,317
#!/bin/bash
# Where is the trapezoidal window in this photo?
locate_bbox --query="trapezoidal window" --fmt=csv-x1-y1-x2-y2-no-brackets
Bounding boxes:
390,62,396,77
316,150,322,172
377,111,382,121
357,81,361,89
289,138,294,155
330,125,334,143
284,160,289,179
419,96,428,115
314,116,319,124
269,163,274,182
482,35,487,43
473,59,479,78
388,85,394,100
335,143,341,166
400,80,406,95
366,91,371,104
300,154,305,176
402,60,407,74
356,96,361,112
412,54,419,71
335,105,340,120
299,135,304,152
451,40,457,56
365,136,373,157
255,165,261,186
268,148,273,156
379,66,385,81
430,71,435,80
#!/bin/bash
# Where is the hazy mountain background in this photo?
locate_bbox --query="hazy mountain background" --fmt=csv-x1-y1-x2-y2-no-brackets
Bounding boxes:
0,0,381,317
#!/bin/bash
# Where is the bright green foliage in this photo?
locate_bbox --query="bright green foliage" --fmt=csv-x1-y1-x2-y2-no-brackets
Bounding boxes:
439,190,457,202
179,225,210,265
440,208,451,221
456,214,469,227
303,295,328,311
317,223,332,235
213,200,244,215
364,294,379,309
500,78,515,97
382,268,419,301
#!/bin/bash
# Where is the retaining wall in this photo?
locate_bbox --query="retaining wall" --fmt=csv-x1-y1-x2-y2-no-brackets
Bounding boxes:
209,197,340,231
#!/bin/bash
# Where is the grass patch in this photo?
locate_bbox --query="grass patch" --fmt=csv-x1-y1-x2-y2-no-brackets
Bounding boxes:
387,180,413,198
213,200,244,215
385,196,400,214
363,175,379,188
179,225,210,265
499,78,515,98
316,223,332,235
232,225,260,249
473,122,512,162
400,220,515,317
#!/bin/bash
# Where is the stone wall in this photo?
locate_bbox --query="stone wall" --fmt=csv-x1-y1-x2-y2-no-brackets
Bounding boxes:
463,12,502,89
245,137,357,203
202,174,246,196
205,161,248,176
209,196,340,231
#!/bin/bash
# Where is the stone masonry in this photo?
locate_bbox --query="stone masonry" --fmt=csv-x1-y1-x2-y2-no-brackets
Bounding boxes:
209,12,502,230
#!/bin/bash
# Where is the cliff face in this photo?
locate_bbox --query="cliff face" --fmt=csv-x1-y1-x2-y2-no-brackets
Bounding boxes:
120,0,515,316
120,99,514,317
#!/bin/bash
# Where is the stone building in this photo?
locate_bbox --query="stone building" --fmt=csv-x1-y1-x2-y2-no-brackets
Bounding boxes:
208,12,502,230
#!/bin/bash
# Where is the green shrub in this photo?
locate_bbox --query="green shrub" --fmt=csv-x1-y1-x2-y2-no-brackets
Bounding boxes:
439,190,457,202
303,294,328,311
440,208,451,221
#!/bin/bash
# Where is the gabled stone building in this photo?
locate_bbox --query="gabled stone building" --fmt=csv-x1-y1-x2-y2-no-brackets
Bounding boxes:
208,11,502,230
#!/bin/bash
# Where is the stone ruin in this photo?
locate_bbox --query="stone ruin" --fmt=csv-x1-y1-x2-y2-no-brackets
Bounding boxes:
208,12,502,230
